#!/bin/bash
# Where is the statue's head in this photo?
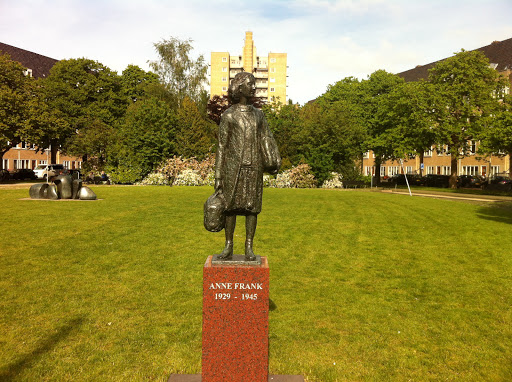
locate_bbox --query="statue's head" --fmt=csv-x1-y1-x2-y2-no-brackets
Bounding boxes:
228,72,256,103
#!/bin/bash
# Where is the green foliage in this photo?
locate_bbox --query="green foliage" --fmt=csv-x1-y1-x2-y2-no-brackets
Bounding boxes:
175,97,216,159
23,58,128,163
478,93,512,165
0,53,34,165
110,97,179,183
375,80,437,172
149,37,208,108
120,64,159,103
429,50,506,186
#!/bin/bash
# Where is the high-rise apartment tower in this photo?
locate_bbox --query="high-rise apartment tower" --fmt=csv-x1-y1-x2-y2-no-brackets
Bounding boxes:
210,31,287,103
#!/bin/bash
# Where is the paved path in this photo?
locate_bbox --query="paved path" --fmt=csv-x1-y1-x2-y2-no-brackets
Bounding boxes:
381,188,511,203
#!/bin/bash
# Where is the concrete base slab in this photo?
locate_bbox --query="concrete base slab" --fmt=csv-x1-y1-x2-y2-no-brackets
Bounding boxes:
168,375,304,382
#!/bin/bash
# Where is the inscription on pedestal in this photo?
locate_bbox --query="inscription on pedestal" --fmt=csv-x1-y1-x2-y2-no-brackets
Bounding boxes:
202,256,269,382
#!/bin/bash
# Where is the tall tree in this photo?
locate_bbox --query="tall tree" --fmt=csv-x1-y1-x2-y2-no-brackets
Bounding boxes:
24,58,127,164
376,80,438,175
149,37,208,108
108,97,178,183
429,50,505,188
175,97,216,159
120,64,159,103
0,53,33,169
478,92,512,178
360,70,405,184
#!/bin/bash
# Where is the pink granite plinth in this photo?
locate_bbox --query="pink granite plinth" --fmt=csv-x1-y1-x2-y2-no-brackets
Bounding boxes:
202,255,269,382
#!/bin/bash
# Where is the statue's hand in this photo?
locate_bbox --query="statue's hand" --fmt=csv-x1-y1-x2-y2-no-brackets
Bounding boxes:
215,178,222,192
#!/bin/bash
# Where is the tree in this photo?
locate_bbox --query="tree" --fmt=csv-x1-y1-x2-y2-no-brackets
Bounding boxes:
175,97,216,159
375,80,437,175
0,53,33,169
149,37,208,108
478,92,512,178
24,58,127,164
429,50,506,188
108,97,178,183
120,64,159,103
360,70,405,184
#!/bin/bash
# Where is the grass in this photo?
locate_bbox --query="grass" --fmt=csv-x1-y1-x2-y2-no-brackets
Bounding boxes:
388,184,512,197
0,185,511,381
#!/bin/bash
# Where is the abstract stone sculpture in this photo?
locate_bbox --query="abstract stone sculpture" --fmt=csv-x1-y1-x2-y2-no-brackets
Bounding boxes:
78,186,97,200
29,174,96,200
205,72,280,261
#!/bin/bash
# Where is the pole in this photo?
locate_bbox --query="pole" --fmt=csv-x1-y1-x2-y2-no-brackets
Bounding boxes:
400,159,412,196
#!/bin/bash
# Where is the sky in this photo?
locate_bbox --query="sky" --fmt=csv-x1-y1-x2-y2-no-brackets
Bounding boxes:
1,0,512,105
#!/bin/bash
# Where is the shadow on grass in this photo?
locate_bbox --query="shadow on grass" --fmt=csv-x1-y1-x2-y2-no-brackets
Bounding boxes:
476,202,512,225
0,317,85,381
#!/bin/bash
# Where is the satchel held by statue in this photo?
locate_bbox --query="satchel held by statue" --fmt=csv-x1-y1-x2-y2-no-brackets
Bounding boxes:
204,191,226,232
261,135,281,173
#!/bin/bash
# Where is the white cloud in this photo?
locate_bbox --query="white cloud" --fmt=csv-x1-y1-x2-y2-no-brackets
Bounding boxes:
1,0,511,104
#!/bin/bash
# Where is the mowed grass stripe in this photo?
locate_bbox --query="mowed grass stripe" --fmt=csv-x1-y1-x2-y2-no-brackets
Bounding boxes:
0,186,511,381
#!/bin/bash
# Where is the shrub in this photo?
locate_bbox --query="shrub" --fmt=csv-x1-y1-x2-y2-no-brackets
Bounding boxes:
138,155,216,186
272,164,316,188
322,172,343,189
137,172,170,186
173,169,203,186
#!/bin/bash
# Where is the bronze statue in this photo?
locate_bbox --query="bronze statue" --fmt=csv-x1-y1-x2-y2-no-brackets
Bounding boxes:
209,72,280,261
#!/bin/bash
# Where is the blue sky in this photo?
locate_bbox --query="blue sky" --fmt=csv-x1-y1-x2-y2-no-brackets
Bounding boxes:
1,0,512,104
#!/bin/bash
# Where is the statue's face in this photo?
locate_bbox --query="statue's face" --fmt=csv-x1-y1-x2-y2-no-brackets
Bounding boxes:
239,77,256,98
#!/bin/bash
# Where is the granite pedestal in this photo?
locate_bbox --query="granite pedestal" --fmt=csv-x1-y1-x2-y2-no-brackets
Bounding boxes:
202,255,269,382
168,255,303,382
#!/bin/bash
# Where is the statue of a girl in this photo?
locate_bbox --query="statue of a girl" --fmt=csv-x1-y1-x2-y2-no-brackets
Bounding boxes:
213,72,280,261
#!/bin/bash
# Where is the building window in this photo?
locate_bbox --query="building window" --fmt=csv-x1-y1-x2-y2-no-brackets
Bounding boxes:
270,67,276,73
222,67,227,72
24,68,33,77
39,160,47,165
490,165,500,176
442,166,451,175
380,167,386,176
469,140,477,155
3,159,8,170
363,151,369,159
462,166,479,175
270,87,275,92
222,57,227,62
13,159,30,170
270,77,276,83
222,77,227,82
426,166,434,175
270,58,276,63
63,161,70,169
424,147,433,157
406,166,413,174
388,166,400,176
222,86,227,91
365,166,373,176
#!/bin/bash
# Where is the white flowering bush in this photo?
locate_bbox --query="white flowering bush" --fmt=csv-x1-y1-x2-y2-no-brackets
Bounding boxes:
263,174,276,188
270,164,316,188
322,172,343,189
173,169,204,186
137,172,170,186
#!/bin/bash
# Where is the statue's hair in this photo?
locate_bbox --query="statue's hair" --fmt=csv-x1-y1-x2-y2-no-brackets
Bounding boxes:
228,72,255,103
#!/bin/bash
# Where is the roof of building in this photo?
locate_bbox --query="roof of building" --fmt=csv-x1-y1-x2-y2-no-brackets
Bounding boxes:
0,42,58,78
398,37,512,82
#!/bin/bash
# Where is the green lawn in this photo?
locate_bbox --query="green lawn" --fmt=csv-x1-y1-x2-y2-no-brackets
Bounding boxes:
1,186,511,381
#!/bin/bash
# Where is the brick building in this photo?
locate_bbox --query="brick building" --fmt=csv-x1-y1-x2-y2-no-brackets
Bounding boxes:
362,38,512,178
0,42,82,172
